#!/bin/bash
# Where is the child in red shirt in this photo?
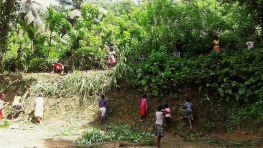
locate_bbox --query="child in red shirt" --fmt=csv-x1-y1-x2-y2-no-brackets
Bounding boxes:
52,62,64,75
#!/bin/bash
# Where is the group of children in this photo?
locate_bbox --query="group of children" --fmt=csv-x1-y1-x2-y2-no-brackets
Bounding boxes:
146,96,193,148
212,36,255,53
98,94,193,148
0,92,45,124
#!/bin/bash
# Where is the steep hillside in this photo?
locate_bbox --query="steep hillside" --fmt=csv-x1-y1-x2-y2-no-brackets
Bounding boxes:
0,72,262,147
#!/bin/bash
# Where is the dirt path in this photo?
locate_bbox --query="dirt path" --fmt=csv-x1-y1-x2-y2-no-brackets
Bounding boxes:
0,122,262,148
0,119,86,148
0,125,50,148
160,133,217,148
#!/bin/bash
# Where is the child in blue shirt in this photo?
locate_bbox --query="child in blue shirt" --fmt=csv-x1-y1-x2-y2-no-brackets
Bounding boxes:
184,98,193,129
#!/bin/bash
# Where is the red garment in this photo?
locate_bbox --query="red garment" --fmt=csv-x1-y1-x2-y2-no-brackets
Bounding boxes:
140,98,147,116
53,63,63,72
109,56,114,65
0,109,4,119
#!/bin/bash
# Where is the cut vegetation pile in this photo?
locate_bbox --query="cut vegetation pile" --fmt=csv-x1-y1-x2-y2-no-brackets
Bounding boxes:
29,70,113,99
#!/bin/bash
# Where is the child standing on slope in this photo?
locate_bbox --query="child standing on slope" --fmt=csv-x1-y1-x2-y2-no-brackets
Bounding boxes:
99,95,108,124
139,94,148,121
0,94,8,122
155,105,164,148
34,94,44,124
164,103,171,128
184,98,193,129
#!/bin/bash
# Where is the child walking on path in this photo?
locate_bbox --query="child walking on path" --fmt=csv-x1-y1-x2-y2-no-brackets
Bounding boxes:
139,94,148,121
155,105,164,148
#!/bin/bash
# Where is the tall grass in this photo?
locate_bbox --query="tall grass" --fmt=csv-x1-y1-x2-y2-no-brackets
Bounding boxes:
30,70,112,101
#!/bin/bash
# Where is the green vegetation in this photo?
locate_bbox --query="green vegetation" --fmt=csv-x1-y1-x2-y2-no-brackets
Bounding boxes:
0,0,262,134
77,125,153,145
0,120,10,128
134,49,263,120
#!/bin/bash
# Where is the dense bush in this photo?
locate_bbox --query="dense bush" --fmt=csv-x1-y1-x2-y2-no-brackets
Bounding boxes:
132,48,263,121
28,58,50,72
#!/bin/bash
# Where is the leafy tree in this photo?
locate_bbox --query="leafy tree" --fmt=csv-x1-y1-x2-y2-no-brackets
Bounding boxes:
46,7,70,53
57,0,84,9
225,0,263,27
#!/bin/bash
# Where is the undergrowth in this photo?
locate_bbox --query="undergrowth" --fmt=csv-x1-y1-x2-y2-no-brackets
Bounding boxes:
77,125,154,145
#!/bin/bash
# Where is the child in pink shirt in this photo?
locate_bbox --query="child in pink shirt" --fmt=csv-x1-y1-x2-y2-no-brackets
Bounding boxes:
139,94,148,121
164,103,171,127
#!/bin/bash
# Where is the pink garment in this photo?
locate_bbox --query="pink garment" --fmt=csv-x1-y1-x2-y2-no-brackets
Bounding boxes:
140,98,147,116
164,108,171,117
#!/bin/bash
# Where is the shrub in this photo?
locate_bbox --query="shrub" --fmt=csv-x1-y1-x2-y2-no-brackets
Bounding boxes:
77,125,154,145
0,120,10,128
28,58,50,72
77,129,106,144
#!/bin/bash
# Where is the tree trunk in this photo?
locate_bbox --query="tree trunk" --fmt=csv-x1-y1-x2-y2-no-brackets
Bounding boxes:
17,45,23,71
0,0,16,72
48,29,53,56
0,46,3,72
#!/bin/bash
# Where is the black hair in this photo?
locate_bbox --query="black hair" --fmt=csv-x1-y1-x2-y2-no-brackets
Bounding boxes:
18,91,23,96
164,103,169,108
101,95,105,99
213,35,219,40
186,98,190,102
158,105,164,111
142,94,147,98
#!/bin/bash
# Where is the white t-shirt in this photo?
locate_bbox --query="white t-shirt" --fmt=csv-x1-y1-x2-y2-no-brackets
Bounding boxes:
246,41,254,49
34,96,44,117
109,50,116,56
0,100,4,109
155,111,164,125
13,96,22,106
